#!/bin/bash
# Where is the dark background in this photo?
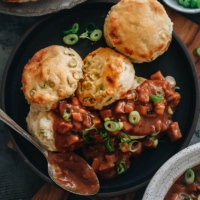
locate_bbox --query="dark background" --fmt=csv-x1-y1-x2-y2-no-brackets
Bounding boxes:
0,1,200,199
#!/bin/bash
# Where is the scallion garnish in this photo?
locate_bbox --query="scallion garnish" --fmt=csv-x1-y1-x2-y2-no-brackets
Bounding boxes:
104,117,111,122
104,121,120,132
193,47,200,56
104,137,114,152
131,89,138,101
117,160,127,174
90,29,102,42
63,109,72,122
40,129,45,134
86,22,95,33
63,23,79,35
152,139,158,148
155,89,164,97
129,111,141,125
82,121,97,143
184,169,195,185
106,97,112,102
79,32,90,39
150,95,164,103
118,132,131,143
128,140,141,152
99,130,107,137
63,34,79,45
119,143,125,150
196,170,200,183
174,86,180,90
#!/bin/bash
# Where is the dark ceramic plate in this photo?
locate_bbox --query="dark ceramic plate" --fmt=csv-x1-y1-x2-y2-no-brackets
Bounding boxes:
1,1,200,197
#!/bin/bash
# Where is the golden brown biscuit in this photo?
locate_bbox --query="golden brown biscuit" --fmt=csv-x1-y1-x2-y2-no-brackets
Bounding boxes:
22,45,83,111
76,47,135,110
104,0,173,63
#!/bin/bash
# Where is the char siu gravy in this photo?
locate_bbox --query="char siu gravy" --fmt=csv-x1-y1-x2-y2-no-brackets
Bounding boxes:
50,71,182,179
48,152,99,194
165,165,200,200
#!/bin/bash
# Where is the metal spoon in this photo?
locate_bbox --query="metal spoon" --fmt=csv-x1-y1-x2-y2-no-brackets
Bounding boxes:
0,109,100,196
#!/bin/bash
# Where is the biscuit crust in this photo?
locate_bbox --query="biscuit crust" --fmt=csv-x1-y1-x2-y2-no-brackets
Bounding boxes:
22,45,83,105
76,47,135,110
104,0,173,63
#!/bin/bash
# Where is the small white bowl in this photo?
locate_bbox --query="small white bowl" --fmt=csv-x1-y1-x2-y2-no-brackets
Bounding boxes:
162,0,200,13
142,143,200,200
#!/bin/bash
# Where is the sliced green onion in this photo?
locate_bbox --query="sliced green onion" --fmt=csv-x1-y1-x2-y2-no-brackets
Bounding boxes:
104,121,120,132
63,34,79,45
184,169,195,185
82,121,97,144
152,139,158,148
151,131,160,137
117,160,127,174
178,193,191,200
100,130,107,138
86,22,95,33
168,106,174,115
49,83,55,88
63,109,72,122
118,132,131,143
71,23,79,33
197,196,200,200
79,32,90,39
155,89,164,97
128,140,141,152
131,89,138,101
119,143,125,150
193,47,200,56
105,137,114,152
30,89,36,96
90,29,102,42
84,82,92,90
106,97,112,102
174,86,180,90
104,117,111,122
129,111,141,125
118,122,123,130
96,84,104,92
68,58,77,68
150,95,164,103
196,170,200,183
40,129,45,134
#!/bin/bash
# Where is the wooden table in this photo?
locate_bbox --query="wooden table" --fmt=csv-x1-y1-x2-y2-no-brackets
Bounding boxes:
5,2,200,200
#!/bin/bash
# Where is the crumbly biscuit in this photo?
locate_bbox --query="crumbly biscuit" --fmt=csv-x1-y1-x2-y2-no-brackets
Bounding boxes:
26,110,56,151
22,45,83,111
104,0,173,63
76,47,135,110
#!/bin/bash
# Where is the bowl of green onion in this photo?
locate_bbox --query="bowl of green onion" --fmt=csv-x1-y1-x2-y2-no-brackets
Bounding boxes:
162,0,200,13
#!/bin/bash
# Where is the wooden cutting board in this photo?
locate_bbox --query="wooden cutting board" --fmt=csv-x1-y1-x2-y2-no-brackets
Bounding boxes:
7,4,200,200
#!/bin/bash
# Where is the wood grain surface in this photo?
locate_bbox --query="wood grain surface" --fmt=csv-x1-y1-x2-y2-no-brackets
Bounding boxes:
7,4,200,200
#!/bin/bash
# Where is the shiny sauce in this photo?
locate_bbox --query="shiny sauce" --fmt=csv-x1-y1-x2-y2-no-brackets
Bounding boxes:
165,165,200,200
48,152,99,195
50,71,182,180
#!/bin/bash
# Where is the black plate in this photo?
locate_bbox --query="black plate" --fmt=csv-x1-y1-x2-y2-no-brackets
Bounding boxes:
1,1,200,197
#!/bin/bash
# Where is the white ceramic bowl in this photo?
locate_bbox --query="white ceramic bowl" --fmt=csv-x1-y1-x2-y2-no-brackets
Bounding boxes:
162,0,200,13
142,143,200,200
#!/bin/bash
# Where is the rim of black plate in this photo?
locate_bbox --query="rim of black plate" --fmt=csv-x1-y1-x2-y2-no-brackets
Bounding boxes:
1,1,200,198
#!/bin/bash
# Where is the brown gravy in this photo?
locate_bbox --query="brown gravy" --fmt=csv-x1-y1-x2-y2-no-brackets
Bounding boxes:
48,152,99,195
165,164,200,200
50,71,182,180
